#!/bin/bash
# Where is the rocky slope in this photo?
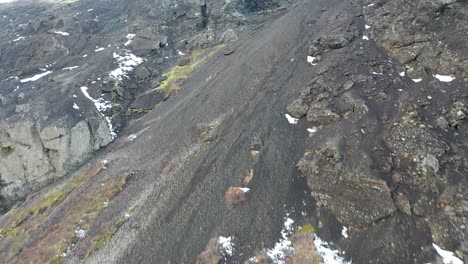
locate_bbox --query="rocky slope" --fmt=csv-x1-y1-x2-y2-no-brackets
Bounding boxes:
0,0,467,263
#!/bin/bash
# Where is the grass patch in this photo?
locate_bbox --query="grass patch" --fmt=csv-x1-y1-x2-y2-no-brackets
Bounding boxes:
199,125,215,139
1,141,14,154
148,44,224,97
0,161,125,263
85,207,131,259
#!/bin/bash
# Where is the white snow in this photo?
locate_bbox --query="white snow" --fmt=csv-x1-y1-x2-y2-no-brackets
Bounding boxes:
95,47,105,52
12,36,25,42
62,66,79,71
239,187,250,193
177,50,186,56
285,114,298,125
75,228,86,238
266,217,295,264
307,127,317,133
128,134,137,141
87,8,94,12
73,103,80,110
80,86,116,139
371,71,383,75
20,71,53,83
365,25,370,29
432,243,463,264
53,31,69,36
362,35,369,40
218,236,234,256
341,226,348,238
399,71,405,77
109,50,144,81
82,54,88,58
307,55,317,65
433,74,455,82
124,34,135,46
367,3,375,7
412,78,422,83
314,236,351,264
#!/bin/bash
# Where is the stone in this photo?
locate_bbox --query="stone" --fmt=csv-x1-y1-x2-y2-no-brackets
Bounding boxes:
135,66,151,82
396,193,412,215
287,98,309,118
177,56,191,66
420,154,439,174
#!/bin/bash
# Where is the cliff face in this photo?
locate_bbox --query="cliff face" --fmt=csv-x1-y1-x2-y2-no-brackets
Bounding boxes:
0,0,467,263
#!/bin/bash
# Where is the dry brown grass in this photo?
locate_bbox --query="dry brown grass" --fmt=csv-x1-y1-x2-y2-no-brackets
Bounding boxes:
196,237,222,264
161,164,172,175
224,187,248,208
242,169,254,185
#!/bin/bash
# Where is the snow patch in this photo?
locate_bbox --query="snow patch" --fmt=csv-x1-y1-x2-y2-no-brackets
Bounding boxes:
314,236,350,264
128,134,137,141
80,86,116,139
371,71,382,75
218,236,234,256
412,78,422,83
95,47,105,52
307,55,317,65
20,71,53,83
433,74,455,82
62,66,79,71
124,34,135,46
109,50,143,81
73,103,80,110
399,71,405,77
432,243,463,264
285,114,298,125
75,228,86,239
12,36,25,42
53,31,69,36
362,35,369,40
341,226,348,238
239,187,250,193
365,25,370,29
307,127,317,133
266,217,294,263
177,50,186,56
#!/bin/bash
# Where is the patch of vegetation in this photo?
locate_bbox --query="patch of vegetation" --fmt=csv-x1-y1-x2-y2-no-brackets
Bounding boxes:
127,108,152,115
0,161,128,263
1,141,14,154
297,224,315,234
85,207,130,259
147,45,224,97
33,190,68,215
199,124,215,139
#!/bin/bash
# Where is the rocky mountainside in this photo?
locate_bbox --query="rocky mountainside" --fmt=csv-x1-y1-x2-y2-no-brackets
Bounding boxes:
0,0,467,263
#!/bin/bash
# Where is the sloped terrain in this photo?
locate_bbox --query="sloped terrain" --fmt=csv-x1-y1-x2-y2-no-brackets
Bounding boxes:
0,0,467,263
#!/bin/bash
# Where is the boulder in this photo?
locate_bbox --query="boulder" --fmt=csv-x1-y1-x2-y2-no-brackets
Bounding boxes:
287,98,309,118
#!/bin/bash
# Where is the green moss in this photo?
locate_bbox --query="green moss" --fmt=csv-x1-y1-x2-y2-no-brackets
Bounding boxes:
1,141,14,154
127,108,152,115
298,224,315,233
11,234,27,252
32,190,68,215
